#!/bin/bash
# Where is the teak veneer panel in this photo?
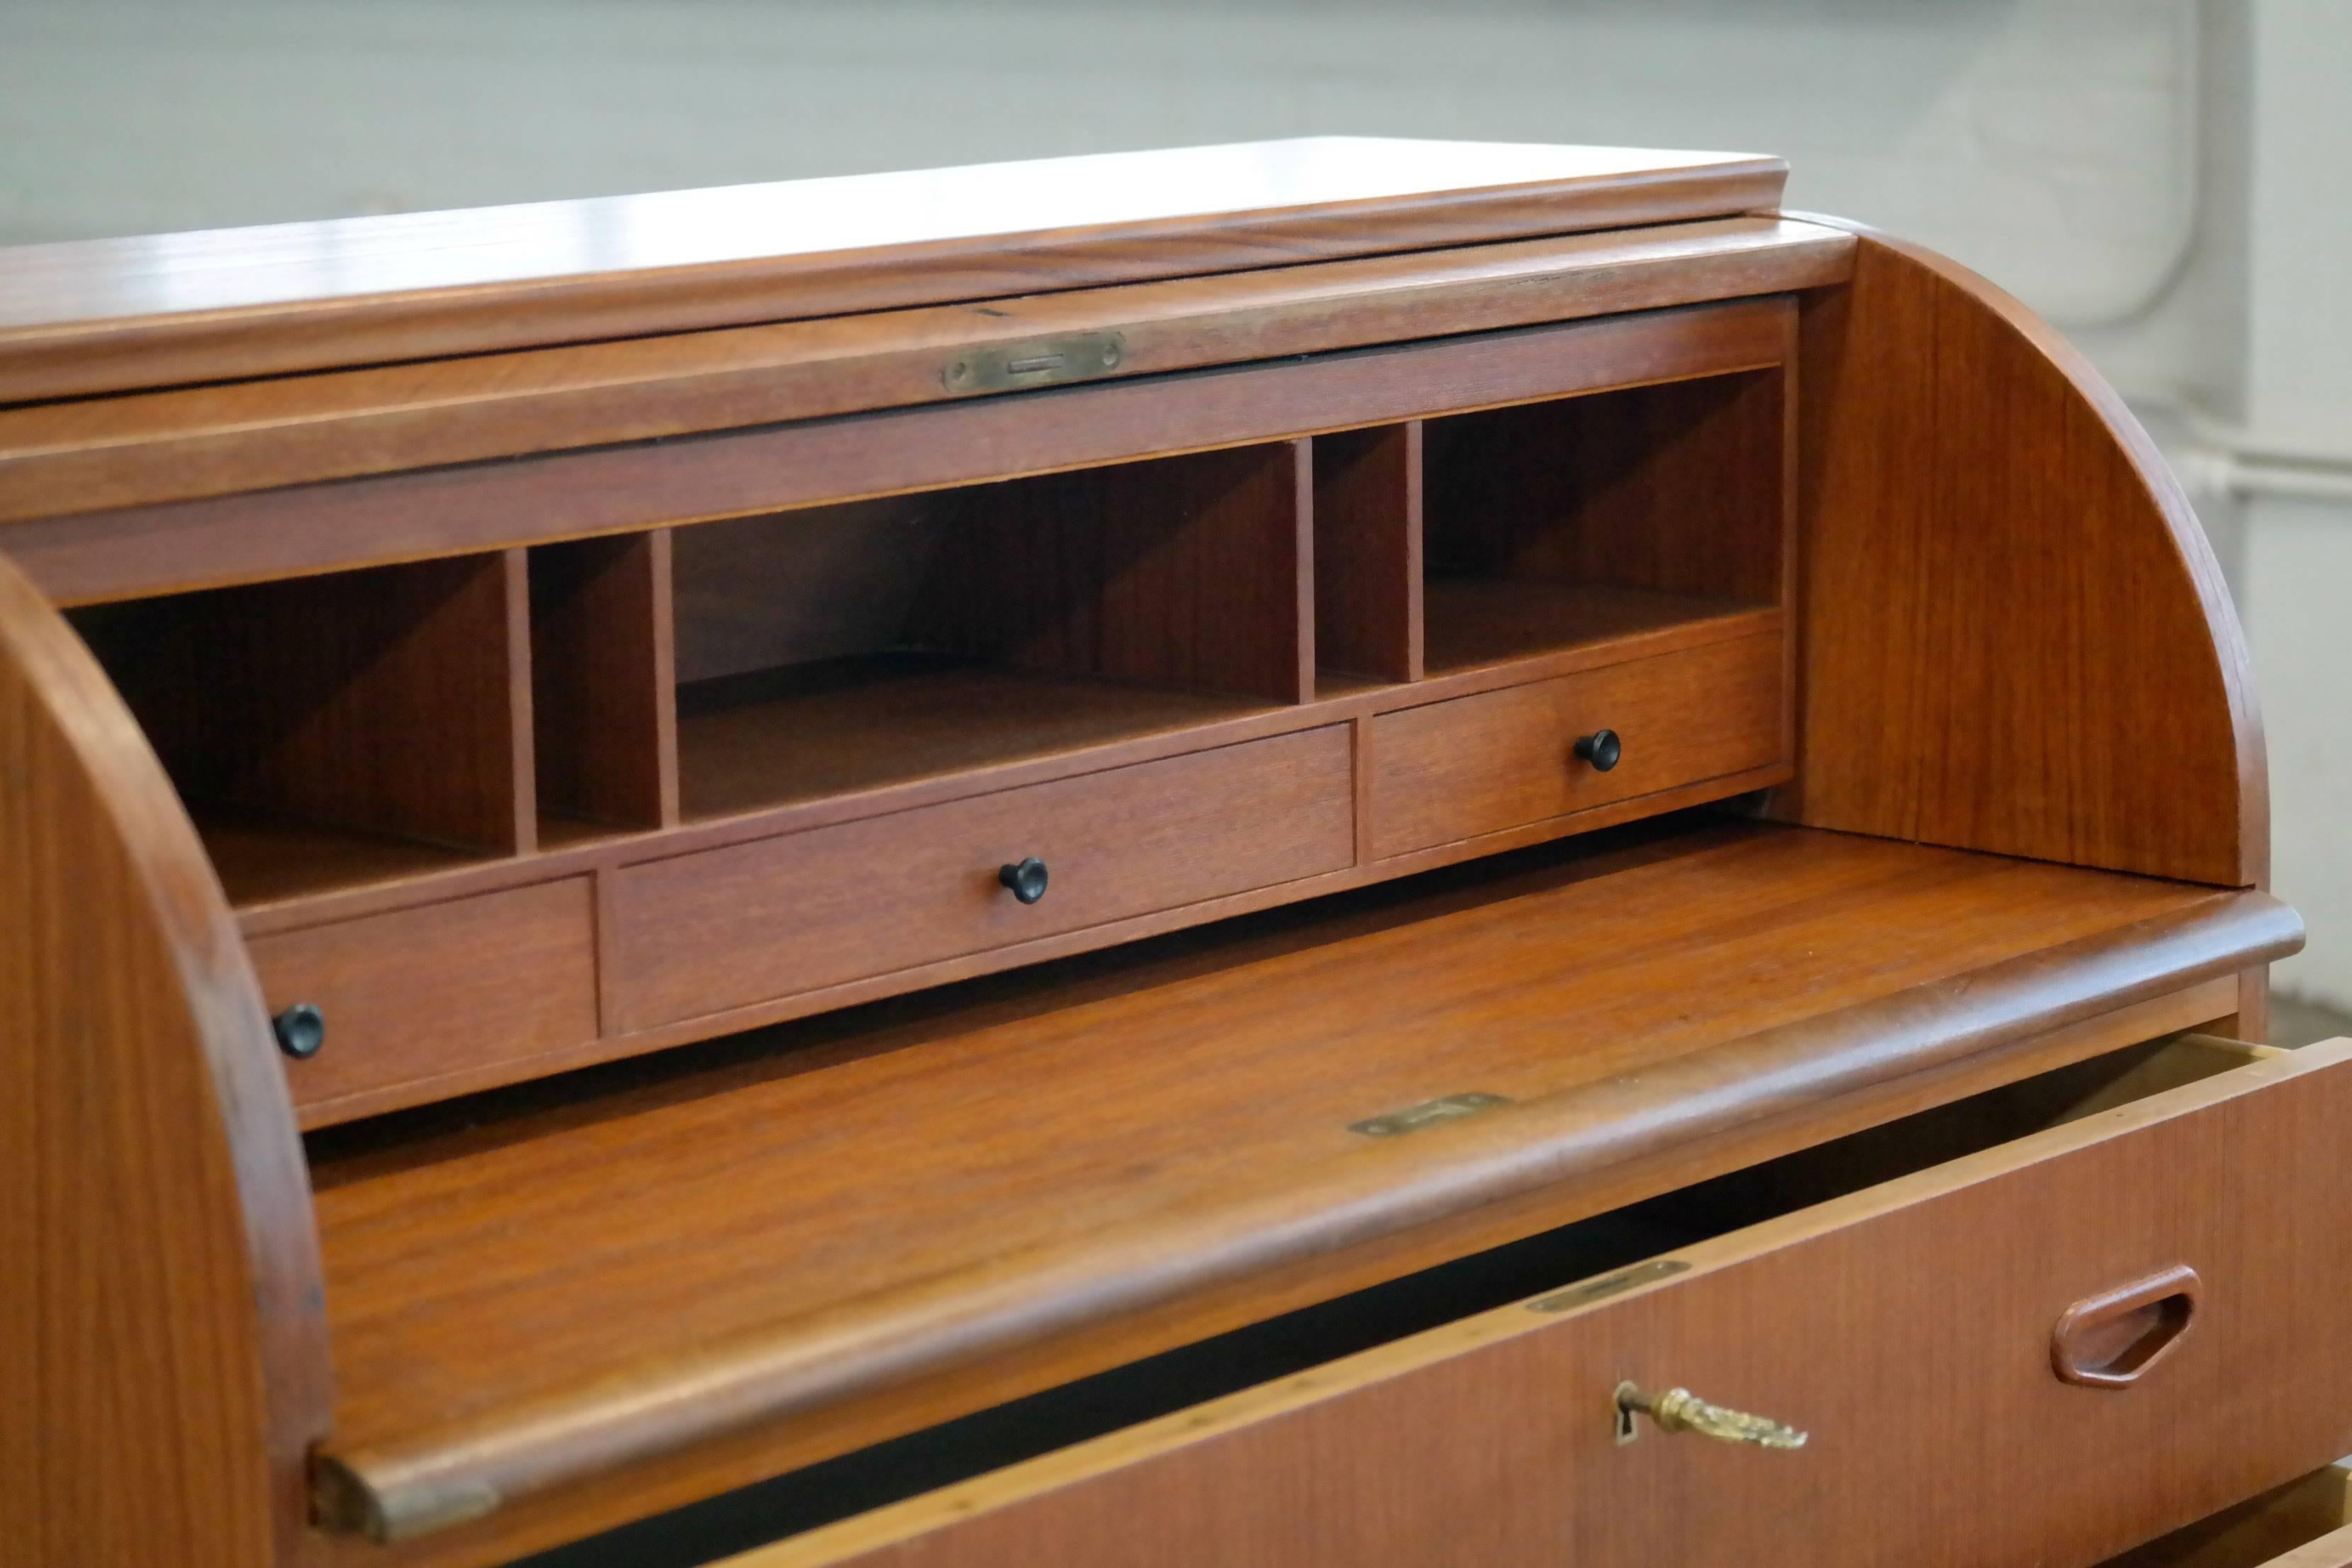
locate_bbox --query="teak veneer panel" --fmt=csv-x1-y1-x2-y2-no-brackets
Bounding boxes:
320,980,2249,1568
1423,363,1788,607
1367,633,1786,858
612,727,1354,1032
0,217,1851,527
306,823,2299,1544
0,139,1786,402
257,879,600,1125
530,532,678,831
0,554,330,1567
1311,423,1423,684
69,549,537,855
7,296,1795,605
673,660,1266,822
919,442,1314,705
751,1041,2352,1568
2105,1464,2352,1568
0,134,2297,1568
1770,225,2263,889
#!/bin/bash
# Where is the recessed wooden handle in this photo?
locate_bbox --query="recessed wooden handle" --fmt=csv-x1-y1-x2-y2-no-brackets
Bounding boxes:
2051,1264,2200,1388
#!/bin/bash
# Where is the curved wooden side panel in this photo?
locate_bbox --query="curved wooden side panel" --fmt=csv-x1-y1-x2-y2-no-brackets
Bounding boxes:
0,551,332,1565
1769,223,2265,891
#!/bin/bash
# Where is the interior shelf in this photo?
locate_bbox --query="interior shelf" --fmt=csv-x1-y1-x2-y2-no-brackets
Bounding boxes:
65,551,536,911
1420,578,1772,676
305,817,2281,1530
1417,368,1788,680
193,804,501,909
676,652,1266,819
667,444,1312,822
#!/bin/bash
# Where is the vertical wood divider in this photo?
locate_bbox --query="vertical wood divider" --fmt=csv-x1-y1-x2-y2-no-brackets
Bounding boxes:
527,530,679,832
1351,713,1377,867
1289,436,1316,704
1311,422,1423,686
1774,320,1802,775
502,547,539,855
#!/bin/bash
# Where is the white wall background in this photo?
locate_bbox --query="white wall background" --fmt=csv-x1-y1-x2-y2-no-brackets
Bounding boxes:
2,0,2344,1008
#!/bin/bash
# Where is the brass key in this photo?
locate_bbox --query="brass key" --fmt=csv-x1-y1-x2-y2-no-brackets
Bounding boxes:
1613,1382,1808,1448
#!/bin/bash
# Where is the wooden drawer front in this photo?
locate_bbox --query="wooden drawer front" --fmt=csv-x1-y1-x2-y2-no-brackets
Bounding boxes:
1367,632,1783,858
255,878,598,1121
2102,1463,2352,1568
612,726,1355,1030
770,1041,2352,1568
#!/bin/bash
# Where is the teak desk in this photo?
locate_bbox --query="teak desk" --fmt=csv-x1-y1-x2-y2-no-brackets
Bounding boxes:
4,139,2346,1568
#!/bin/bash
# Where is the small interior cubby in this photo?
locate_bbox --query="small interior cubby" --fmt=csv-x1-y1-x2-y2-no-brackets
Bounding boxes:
528,531,678,844
65,551,533,906
667,440,1313,820
1311,422,1422,690
1418,369,1786,675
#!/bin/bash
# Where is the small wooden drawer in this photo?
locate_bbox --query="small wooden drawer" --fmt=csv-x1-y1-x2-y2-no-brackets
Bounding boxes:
253,878,599,1124
1365,632,1783,858
610,726,1355,1031
747,1036,2352,1568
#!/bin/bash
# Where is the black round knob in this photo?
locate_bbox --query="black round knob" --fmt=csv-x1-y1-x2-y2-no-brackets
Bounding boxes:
1574,729,1623,773
271,1002,325,1060
998,857,1050,905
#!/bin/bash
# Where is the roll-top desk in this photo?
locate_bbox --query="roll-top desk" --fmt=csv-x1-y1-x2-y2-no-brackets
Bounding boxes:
3,139,2346,1568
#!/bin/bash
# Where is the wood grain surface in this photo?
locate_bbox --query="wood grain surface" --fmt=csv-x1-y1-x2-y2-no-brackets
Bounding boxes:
1423,359,1787,607
1768,224,2264,890
6,296,1793,606
1367,632,1784,858
530,531,678,831
1311,422,1423,684
256,878,600,1125
674,660,1265,822
0,139,1784,402
2103,1462,2352,1567
611,727,1354,1031
317,976,2241,1568
0,552,330,1567
69,549,537,854
303,822,2297,1545
0,218,1851,526
919,442,1313,704
741,1040,2352,1568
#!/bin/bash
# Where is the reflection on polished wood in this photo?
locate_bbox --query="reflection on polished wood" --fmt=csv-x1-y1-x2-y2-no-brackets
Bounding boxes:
0,138,1783,400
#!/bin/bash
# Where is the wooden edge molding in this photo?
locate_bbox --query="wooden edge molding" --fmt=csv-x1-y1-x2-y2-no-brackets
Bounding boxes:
0,150,1786,403
0,551,332,1565
1765,219,2266,890
318,887,2300,1542
0,217,1852,529
1,294,1800,607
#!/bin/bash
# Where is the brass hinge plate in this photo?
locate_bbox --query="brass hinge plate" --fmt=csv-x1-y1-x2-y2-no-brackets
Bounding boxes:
943,332,1125,394
1528,1258,1691,1313
1348,1091,1511,1138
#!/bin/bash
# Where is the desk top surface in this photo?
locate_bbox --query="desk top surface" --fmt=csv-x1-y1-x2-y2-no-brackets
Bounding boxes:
0,138,1783,400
